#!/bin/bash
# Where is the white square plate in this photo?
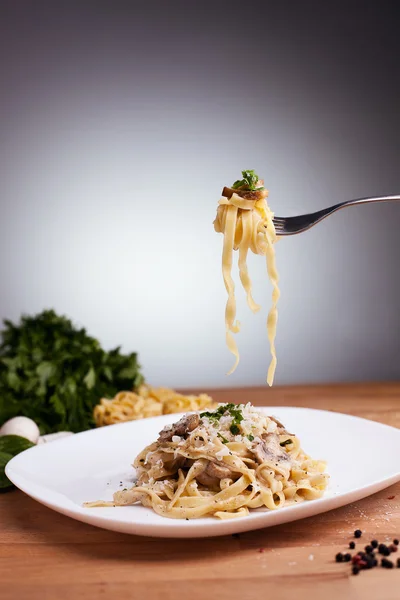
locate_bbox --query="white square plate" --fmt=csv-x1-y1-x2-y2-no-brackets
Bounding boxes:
6,407,400,538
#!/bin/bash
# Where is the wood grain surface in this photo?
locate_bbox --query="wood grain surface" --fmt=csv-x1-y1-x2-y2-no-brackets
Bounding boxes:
1,383,399,600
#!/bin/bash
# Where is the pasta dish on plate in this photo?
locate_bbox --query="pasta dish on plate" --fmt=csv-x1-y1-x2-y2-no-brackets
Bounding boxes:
85,403,328,519
214,170,279,385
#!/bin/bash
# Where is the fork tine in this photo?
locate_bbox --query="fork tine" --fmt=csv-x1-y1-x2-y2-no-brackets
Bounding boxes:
272,218,289,235
272,219,285,228
273,225,286,234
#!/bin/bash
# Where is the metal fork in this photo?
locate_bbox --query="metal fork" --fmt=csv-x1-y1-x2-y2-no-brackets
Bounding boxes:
272,194,400,236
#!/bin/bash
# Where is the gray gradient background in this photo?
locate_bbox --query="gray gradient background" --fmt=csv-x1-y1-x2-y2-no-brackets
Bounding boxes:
0,2,399,388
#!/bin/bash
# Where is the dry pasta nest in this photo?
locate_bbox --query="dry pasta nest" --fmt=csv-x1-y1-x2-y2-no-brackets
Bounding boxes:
93,384,217,426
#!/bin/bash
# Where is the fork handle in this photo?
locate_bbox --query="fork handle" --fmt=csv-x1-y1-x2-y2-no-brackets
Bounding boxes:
274,194,400,235
313,194,400,223
338,194,400,209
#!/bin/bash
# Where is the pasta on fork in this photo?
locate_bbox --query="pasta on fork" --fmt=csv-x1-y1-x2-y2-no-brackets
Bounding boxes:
214,170,279,385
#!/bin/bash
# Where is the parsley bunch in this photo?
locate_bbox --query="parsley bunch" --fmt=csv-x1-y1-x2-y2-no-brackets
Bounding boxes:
0,310,144,433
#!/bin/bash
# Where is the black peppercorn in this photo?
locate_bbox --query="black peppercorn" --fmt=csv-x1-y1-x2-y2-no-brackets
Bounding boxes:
381,558,389,568
344,553,351,562
397,557,400,568
354,529,362,538
365,557,374,569
365,545,373,554
381,558,394,569
393,539,399,546
349,541,355,549
371,539,378,549
335,552,344,563
352,565,360,575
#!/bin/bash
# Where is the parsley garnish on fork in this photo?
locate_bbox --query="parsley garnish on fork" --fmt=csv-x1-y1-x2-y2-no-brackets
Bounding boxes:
231,169,264,191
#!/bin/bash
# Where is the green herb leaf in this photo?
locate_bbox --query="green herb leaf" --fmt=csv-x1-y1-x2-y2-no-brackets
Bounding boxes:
230,424,240,435
217,433,229,444
36,361,56,387
247,434,254,441
49,394,67,419
231,169,264,191
103,366,113,381
7,371,20,392
83,367,96,390
0,435,35,456
0,451,14,489
0,436,35,490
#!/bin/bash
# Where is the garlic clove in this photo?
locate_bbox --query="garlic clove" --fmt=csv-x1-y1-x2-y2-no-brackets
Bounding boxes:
0,416,40,444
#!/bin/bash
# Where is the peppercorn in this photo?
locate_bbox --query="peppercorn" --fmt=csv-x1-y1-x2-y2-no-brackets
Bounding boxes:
381,558,394,569
365,557,374,569
354,529,362,538
389,544,398,553
352,565,360,575
365,545,373,554
378,543,388,554
393,539,399,546
349,541,355,549
397,557,400,568
335,552,344,563
344,553,351,562
381,558,390,568
371,539,378,549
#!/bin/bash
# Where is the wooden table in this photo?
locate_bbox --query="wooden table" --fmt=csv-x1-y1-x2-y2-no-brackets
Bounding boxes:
1,383,399,600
